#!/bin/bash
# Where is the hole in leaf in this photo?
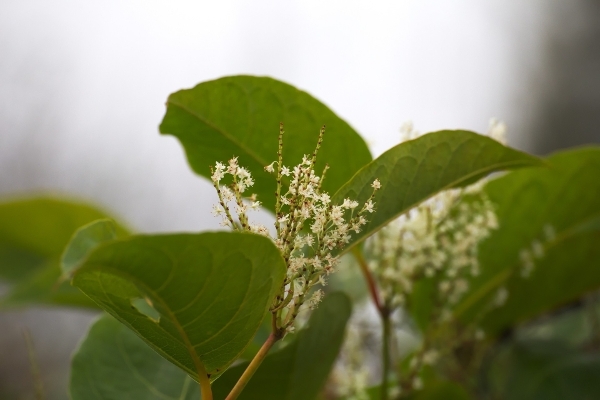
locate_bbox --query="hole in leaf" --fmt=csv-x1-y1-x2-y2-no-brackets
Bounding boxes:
130,297,160,323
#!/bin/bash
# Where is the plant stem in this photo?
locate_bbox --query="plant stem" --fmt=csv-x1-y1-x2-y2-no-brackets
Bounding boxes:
352,247,394,398
199,373,213,400
23,329,45,400
225,331,282,400
352,247,384,315
381,312,391,400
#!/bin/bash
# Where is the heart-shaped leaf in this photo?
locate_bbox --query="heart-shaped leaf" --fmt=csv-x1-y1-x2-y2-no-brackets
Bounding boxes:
455,147,600,333
71,231,286,382
212,292,352,400
159,75,372,212
332,130,543,253
70,293,350,400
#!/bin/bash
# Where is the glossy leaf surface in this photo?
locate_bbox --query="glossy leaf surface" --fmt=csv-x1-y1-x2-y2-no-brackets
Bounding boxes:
456,148,600,332
159,75,372,212
333,130,542,253
212,292,352,400
70,314,201,400
72,231,286,381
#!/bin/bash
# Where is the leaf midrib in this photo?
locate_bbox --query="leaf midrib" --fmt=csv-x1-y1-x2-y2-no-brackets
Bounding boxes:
167,100,269,168
338,158,541,255
75,264,208,380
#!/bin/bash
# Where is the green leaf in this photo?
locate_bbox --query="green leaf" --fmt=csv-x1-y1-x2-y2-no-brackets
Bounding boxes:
487,338,600,400
71,231,286,382
0,197,128,308
159,75,372,212
455,148,600,332
407,381,472,400
333,130,543,253
70,313,201,400
61,219,119,277
409,381,472,400
212,292,352,400
1,262,98,308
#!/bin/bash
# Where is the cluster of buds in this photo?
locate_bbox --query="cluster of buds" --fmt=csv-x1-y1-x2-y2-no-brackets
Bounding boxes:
211,123,380,334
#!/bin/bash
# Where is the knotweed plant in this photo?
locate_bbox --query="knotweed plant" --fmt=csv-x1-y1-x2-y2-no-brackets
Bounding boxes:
345,120,508,397
210,124,380,336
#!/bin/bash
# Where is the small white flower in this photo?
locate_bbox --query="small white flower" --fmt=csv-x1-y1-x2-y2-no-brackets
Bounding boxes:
308,289,324,309
250,201,261,210
371,179,381,190
211,169,224,182
220,186,234,201
227,157,239,174
281,166,291,176
237,166,251,179
342,198,359,209
211,205,224,216
264,162,275,173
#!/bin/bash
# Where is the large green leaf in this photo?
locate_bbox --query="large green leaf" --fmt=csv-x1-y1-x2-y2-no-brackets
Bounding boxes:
487,338,600,400
159,75,372,212
455,148,600,332
0,197,128,308
332,130,542,253
70,313,201,400
212,292,352,400
71,231,286,382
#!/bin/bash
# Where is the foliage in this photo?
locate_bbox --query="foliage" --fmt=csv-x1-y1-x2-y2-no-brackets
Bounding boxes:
1,75,599,399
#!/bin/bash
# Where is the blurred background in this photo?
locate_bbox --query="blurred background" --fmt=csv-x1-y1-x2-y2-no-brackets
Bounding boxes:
1,0,599,398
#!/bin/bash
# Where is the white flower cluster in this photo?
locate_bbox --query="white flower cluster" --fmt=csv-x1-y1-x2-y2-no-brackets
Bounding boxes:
365,120,503,312
365,185,498,311
211,124,380,333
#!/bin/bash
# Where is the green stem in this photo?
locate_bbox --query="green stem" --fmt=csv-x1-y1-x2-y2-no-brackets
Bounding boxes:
352,247,384,315
381,313,391,400
199,374,213,400
225,331,282,400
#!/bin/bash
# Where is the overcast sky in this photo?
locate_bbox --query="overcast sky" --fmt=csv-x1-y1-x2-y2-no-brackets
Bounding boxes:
0,0,548,233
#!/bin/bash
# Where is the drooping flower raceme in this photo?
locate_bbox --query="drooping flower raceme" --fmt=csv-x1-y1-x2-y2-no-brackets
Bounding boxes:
365,120,504,314
211,124,380,333
359,120,505,392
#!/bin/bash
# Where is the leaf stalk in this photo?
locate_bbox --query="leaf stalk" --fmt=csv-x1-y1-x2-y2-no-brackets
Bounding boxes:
225,330,282,400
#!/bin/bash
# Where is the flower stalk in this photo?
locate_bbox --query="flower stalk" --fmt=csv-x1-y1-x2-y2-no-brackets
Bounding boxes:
211,124,381,399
